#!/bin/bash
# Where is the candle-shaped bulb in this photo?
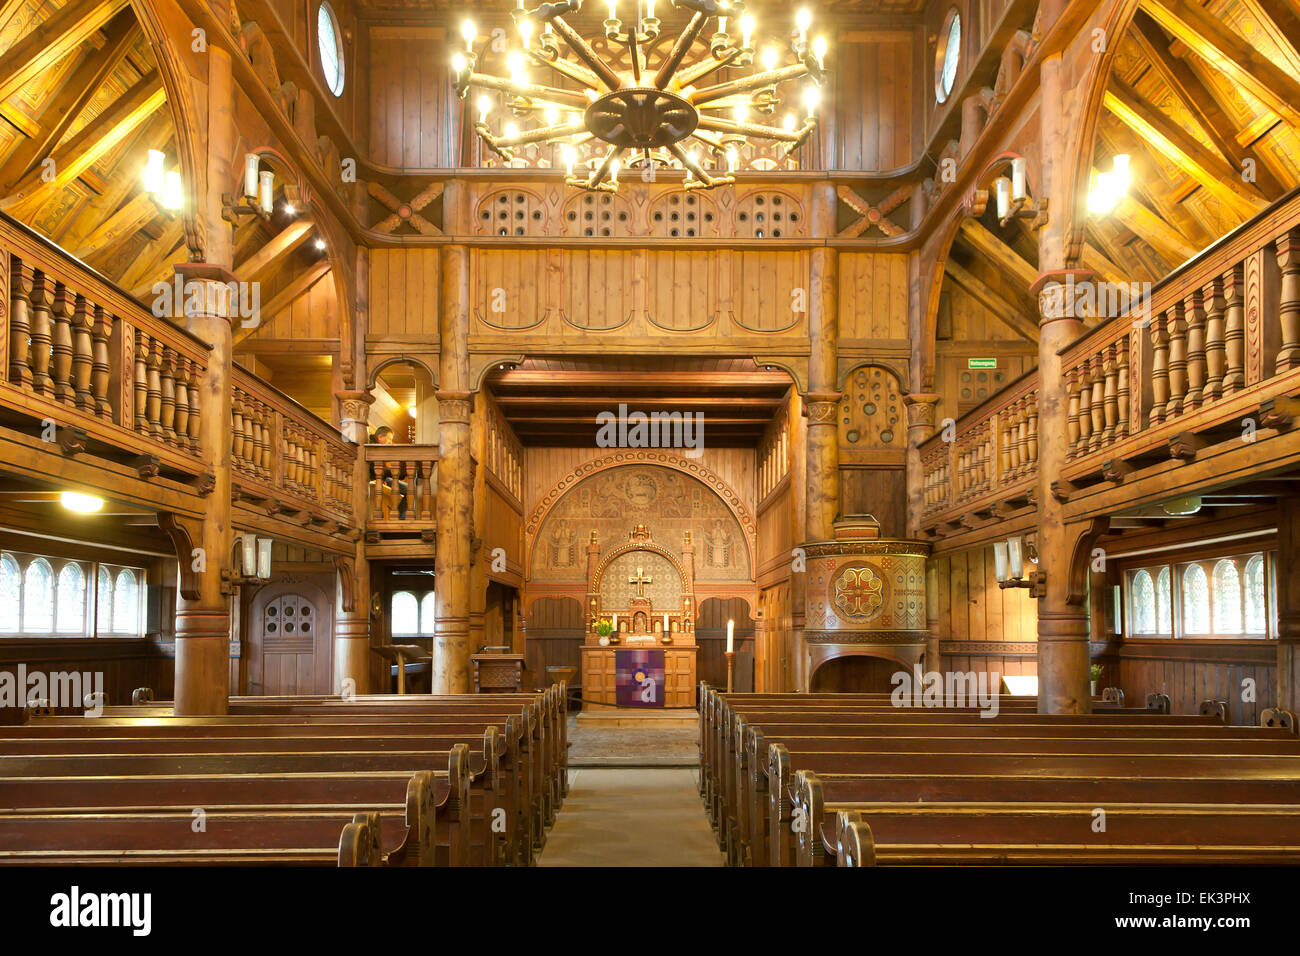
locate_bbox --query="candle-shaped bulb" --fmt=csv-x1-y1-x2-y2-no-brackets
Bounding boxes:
258,169,274,215
726,147,737,172
451,51,467,75
162,169,183,210
1112,153,1131,193
740,12,754,49
610,158,620,183
242,153,259,199
646,0,656,18
812,35,827,68
504,120,520,140
995,176,1011,220
519,18,533,49
1011,156,1027,201
718,16,727,35
562,145,576,175
734,101,749,123
607,0,617,20
726,619,735,653
761,46,778,72
461,19,476,50
477,94,492,124
796,8,811,37
802,84,820,117
544,103,559,126
144,148,165,195
783,112,797,133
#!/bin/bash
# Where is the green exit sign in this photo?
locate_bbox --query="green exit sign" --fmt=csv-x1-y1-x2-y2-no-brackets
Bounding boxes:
968,358,998,369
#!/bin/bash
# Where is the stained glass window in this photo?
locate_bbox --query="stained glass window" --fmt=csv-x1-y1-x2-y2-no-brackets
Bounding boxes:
96,567,112,634
1245,555,1267,634
112,569,139,634
1212,559,1242,633
419,592,437,636
23,558,53,633
1155,567,1172,635
55,563,86,633
392,591,418,636
1131,570,1155,633
1182,563,1210,634
0,554,19,632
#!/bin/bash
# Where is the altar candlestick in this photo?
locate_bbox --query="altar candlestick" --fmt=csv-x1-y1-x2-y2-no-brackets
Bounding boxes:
664,613,670,633
611,613,618,630
726,619,734,653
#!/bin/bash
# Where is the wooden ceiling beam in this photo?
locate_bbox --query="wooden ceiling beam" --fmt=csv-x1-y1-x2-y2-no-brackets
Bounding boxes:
944,259,1041,342
1248,0,1300,70
0,0,130,105
1141,0,1300,129
123,226,185,299
1109,190,1200,263
490,370,793,389
232,259,331,347
234,219,314,284
957,219,1040,290
78,190,167,261
1103,80,1268,217
0,71,165,215
0,8,140,191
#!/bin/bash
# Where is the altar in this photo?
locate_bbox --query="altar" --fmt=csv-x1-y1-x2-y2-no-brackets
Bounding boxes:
579,524,698,710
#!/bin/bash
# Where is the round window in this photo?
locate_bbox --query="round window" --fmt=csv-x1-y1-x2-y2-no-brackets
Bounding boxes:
318,2,345,97
935,8,960,104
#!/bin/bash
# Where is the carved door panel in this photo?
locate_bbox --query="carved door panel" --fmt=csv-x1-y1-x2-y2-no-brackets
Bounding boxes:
248,580,334,695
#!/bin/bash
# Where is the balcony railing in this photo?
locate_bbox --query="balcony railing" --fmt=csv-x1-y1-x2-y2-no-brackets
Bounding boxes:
2,214,209,478
920,185,1300,531
363,445,439,531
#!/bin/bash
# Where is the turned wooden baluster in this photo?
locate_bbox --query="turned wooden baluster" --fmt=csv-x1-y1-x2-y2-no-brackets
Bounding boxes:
71,296,93,411
133,330,149,434
1183,290,1205,411
1166,301,1187,417
1149,311,1170,425
91,308,111,419
8,260,35,387
1089,352,1106,451
146,338,163,440
174,358,190,449
1066,367,1081,456
28,272,54,396
1026,394,1039,467
1102,343,1118,446
371,458,385,520
1277,228,1300,373
256,404,271,478
186,364,201,453
1203,275,1226,401
1115,337,1130,440
50,285,74,404
1223,263,1245,394
159,348,177,445
420,459,435,521
231,393,246,467
999,411,1013,480
1077,362,1095,453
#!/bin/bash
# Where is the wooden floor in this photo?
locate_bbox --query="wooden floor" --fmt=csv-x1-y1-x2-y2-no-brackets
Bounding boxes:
537,769,724,867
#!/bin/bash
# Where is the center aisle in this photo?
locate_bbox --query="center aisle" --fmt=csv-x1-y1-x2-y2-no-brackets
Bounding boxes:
536,767,725,866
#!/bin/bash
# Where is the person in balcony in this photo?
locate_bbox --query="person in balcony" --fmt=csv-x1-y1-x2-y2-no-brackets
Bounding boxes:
372,426,408,519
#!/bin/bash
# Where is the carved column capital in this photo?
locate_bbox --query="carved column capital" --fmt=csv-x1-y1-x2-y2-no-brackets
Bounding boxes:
172,263,241,323
436,389,474,424
903,392,941,430
803,391,842,425
335,389,374,443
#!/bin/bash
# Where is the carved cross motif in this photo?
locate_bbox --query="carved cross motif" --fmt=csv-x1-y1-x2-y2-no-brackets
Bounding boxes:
628,566,652,597
837,185,910,238
368,181,443,236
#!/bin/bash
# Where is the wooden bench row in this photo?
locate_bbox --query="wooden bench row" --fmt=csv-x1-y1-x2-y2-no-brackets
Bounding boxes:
699,685,1300,867
0,686,569,866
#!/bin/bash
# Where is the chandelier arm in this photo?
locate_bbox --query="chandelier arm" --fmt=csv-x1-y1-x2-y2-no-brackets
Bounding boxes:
527,47,604,91
492,120,588,148
667,141,714,186
652,11,708,89
696,115,810,142
548,16,623,90
629,26,643,85
586,144,626,189
466,73,590,110
674,46,743,88
689,64,813,105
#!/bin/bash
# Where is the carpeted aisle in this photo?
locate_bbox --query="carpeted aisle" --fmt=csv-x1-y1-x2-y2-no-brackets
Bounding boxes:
537,768,725,866
565,714,699,767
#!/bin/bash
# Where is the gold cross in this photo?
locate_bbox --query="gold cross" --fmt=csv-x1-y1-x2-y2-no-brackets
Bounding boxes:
628,566,652,597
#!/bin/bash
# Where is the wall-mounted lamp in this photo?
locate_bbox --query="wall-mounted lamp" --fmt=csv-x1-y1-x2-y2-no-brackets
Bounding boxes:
993,535,1045,597
226,534,273,586
223,153,274,223
993,157,1045,227
144,150,184,212
1088,153,1130,216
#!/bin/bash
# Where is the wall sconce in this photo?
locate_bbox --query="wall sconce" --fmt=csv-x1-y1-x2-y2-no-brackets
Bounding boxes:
994,535,1045,597
144,150,184,212
994,157,1045,228
227,534,273,585
1088,153,1130,216
222,153,273,223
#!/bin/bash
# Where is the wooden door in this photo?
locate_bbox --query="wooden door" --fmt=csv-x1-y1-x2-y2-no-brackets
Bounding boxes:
247,580,334,695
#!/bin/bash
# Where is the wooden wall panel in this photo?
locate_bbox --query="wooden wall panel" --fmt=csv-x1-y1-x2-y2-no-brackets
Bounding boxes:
646,250,717,332
697,597,755,692
366,25,455,168
1116,641,1275,725
0,640,174,711
841,468,907,538
934,548,1038,644
522,595,583,691
829,31,918,171
368,248,441,338
839,253,911,341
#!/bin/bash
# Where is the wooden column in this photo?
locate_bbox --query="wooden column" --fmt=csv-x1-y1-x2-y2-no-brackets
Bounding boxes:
434,245,473,694
903,393,940,536
172,265,234,716
334,389,373,694
1033,51,1091,714
1277,498,1300,714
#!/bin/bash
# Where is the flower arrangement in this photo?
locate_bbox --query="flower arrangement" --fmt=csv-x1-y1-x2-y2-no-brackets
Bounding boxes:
594,618,614,638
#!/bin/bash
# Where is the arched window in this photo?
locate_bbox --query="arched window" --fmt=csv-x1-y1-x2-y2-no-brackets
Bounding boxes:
112,569,139,634
1245,555,1267,634
55,563,86,633
1131,570,1155,634
1155,567,1172,635
419,592,437,636
1182,563,1210,634
23,558,53,633
1212,559,1242,633
0,554,19,632
391,591,418,636
96,567,112,634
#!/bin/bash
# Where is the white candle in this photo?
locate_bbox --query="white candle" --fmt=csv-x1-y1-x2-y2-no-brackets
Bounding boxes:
611,613,618,630
726,619,734,653
663,613,670,633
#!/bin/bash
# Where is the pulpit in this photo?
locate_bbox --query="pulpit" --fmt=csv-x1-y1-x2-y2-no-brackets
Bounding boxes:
580,525,697,709
471,653,526,693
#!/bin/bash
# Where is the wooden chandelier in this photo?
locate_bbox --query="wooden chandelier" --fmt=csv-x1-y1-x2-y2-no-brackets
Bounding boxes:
450,0,828,192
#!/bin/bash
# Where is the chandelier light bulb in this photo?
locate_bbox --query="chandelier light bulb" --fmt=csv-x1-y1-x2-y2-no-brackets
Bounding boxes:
726,147,738,172
452,51,467,75
995,176,1011,220
461,19,476,50
607,0,617,20
1089,170,1118,215
796,8,812,40
1011,156,1027,201
478,94,492,123
243,152,260,199
519,18,533,48
645,0,656,18
544,103,559,126
812,35,827,68
761,47,778,72
504,120,520,140
740,13,754,49
610,158,620,183
562,145,576,175
802,85,820,117
783,112,796,133
718,16,727,35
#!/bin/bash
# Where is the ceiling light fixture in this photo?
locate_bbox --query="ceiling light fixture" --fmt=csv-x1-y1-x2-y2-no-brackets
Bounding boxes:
60,492,104,513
